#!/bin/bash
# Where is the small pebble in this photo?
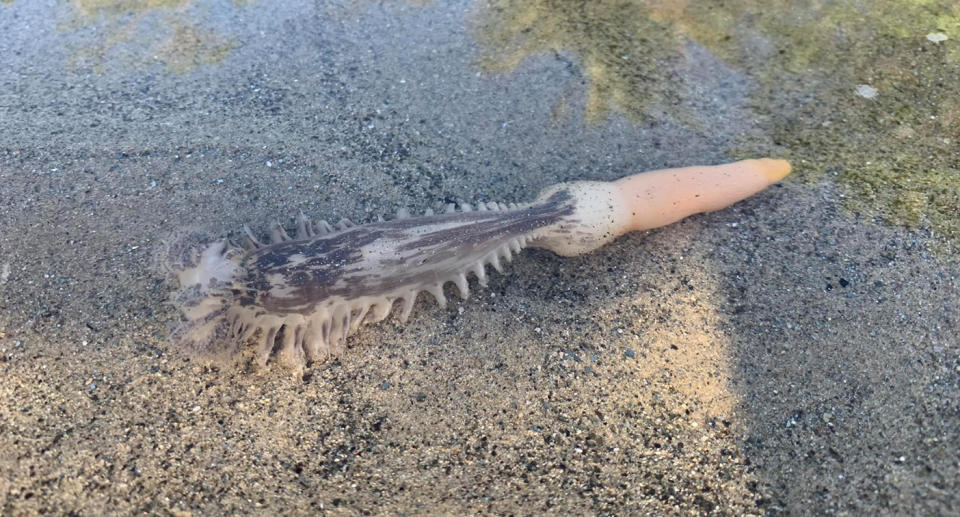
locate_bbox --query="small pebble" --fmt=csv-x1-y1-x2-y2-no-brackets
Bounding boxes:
624,348,636,359
855,84,878,99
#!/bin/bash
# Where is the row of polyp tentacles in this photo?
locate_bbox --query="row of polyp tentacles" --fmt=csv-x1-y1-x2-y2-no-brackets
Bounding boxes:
240,199,524,249
214,199,530,369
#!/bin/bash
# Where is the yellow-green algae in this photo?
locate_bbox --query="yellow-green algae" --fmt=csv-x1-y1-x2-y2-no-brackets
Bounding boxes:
152,22,236,74
670,1,960,253
472,0,691,124
70,0,190,18
470,0,960,254
64,0,238,74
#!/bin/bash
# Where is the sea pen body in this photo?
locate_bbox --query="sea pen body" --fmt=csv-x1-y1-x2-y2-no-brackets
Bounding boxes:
165,159,791,370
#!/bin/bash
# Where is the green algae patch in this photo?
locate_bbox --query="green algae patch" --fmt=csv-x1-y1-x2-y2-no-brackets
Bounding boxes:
846,161,959,238
153,22,237,74
696,2,960,254
771,76,960,252
63,0,240,74
471,0,691,124
70,0,190,18
470,0,960,254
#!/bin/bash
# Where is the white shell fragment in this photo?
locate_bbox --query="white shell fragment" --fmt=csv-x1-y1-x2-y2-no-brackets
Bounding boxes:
855,84,878,99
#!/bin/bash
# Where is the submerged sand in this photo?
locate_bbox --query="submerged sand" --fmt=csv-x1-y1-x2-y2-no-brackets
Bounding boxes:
1,1,957,515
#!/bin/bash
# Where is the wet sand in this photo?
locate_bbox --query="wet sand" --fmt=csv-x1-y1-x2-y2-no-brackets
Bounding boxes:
1,1,958,515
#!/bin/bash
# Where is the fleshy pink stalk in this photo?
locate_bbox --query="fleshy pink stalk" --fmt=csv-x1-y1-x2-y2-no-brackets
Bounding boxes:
530,159,792,256
614,158,792,232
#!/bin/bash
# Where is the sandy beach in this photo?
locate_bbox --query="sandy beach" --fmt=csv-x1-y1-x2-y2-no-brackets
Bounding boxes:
1,1,958,515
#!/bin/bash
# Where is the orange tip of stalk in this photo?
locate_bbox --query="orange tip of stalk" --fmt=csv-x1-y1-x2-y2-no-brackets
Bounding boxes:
751,158,792,184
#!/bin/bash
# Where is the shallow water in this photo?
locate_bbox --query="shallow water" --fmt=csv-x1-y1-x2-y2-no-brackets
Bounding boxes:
1,1,958,515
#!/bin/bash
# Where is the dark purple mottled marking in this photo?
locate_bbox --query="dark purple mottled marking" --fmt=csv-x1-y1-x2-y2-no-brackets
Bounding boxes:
235,190,575,315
